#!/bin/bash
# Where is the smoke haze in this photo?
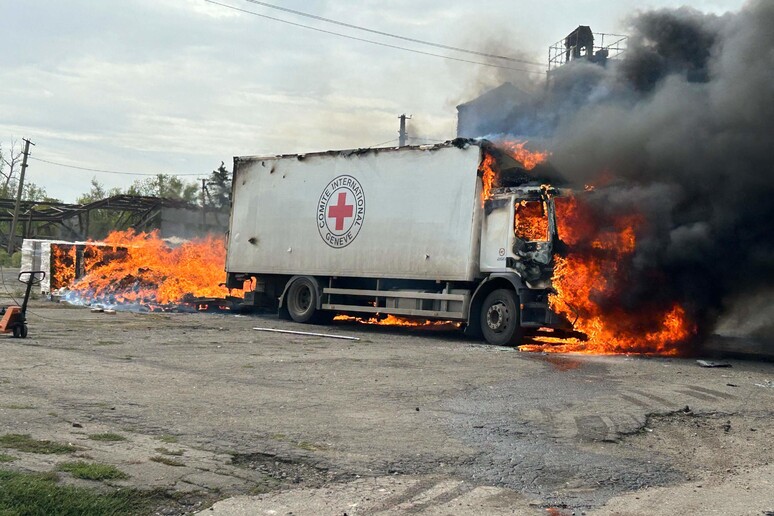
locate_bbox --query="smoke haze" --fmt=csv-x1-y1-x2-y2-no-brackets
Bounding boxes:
468,0,774,339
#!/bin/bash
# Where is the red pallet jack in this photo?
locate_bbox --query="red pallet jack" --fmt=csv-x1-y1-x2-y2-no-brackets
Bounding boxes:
0,270,45,339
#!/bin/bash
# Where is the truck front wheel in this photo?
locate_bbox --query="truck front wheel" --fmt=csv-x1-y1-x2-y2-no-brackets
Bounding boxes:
480,289,523,346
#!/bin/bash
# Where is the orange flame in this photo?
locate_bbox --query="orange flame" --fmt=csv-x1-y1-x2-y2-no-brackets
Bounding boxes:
65,229,237,308
51,245,76,290
479,141,549,204
51,243,125,290
83,244,105,272
479,153,497,203
334,314,461,329
515,200,549,241
521,194,695,355
498,140,549,170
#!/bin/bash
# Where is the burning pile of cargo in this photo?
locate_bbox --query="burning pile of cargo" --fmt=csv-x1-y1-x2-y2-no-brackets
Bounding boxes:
56,230,239,312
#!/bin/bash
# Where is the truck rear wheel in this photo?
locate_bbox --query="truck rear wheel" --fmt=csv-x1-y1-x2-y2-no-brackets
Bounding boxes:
285,278,320,322
480,289,523,346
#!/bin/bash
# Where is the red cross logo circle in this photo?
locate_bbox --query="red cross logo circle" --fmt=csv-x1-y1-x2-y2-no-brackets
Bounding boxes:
317,175,366,248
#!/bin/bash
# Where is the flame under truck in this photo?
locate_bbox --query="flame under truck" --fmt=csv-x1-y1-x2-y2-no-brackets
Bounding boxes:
225,139,571,345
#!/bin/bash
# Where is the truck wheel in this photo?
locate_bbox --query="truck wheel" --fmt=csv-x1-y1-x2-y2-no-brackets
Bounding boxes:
20,325,28,339
480,289,523,346
12,325,21,338
286,277,319,323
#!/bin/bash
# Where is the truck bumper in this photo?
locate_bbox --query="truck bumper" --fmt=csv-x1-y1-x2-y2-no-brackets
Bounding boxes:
518,288,573,330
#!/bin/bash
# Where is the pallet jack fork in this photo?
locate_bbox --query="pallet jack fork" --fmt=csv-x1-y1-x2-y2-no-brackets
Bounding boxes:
0,270,45,339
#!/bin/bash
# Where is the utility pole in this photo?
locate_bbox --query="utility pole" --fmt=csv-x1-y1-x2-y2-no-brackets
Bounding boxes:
7,138,34,254
398,114,412,147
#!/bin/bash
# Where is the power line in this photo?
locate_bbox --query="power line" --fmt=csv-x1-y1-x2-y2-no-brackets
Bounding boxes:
204,0,547,75
408,137,447,144
366,138,398,148
29,156,203,177
237,0,545,67
365,137,447,148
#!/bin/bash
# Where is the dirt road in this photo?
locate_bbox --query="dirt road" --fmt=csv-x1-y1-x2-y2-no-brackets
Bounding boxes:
1,290,772,514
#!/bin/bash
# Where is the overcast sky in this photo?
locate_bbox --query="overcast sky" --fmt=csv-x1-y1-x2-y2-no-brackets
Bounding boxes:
0,0,746,202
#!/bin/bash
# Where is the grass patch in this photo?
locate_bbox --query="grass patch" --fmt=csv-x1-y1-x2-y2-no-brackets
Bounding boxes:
0,434,78,454
0,470,171,515
57,461,129,481
150,456,185,467
0,453,17,462
155,434,178,444
88,433,126,442
154,447,183,456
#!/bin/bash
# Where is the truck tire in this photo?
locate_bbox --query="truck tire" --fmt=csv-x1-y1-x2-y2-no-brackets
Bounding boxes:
480,289,523,346
286,277,320,323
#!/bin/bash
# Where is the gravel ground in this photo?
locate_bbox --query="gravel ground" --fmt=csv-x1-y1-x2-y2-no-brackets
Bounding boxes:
0,280,772,515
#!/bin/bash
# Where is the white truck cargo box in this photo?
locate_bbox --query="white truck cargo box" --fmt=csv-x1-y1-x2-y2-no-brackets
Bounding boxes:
227,144,484,282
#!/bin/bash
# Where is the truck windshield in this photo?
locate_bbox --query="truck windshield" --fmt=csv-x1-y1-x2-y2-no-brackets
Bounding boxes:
514,200,549,242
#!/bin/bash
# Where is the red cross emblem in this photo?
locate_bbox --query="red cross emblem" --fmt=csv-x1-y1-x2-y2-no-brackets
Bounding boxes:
317,175,366,249
327,191,354,231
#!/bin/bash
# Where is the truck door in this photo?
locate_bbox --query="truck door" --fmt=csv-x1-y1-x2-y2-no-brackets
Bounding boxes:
479,195,514,272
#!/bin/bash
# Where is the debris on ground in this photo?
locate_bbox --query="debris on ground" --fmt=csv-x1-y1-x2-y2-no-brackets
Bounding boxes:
253,327,360,341
696,360,732,368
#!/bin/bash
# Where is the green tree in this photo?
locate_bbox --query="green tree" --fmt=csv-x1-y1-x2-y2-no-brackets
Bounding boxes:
127,174,198,203
73,175,199,239
76,178,121,204
22,182,48,201
207,162,231,209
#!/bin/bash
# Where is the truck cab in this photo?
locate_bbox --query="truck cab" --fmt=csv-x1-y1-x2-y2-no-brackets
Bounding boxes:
471,184,569,344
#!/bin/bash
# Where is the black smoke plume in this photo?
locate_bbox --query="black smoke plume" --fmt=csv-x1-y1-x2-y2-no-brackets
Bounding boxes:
468,1,774,342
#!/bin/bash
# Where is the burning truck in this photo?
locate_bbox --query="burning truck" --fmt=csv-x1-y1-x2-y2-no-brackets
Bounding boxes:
226,139,597,346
